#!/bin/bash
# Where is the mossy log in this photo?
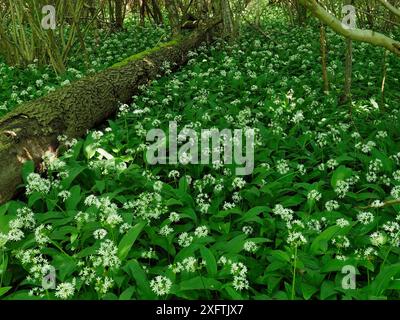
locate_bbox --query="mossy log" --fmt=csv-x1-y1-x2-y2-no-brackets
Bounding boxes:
0,23,220,204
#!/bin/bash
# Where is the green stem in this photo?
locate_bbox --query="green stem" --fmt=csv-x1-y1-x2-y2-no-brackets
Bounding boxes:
291,246,298,300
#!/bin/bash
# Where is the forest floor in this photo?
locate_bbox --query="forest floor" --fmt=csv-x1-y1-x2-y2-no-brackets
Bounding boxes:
1,11,400,300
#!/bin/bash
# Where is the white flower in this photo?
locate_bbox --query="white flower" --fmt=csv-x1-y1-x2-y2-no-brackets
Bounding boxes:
182,257,198,272
58,190,71,202
335,180,349,198
34,225,51,245
370,200,384,208
336,218,350,228
168,170,180,179
91,239,121,268
153,181,163,192
325,200,339,211
232,276,249,291
307,190,322,201
26,173,51,195
232,177,246,189
391,186,400,199
370,231,386,246
273,204,293,221
357,211,374,225
169,212,180,222
242,226,253,235
326,159,338,169
93,229,108,240
178,232,193,247
291,110,304,124
287,231,307,246
159,225,174,237
243,241,258,253
194,226,209,238
7,228,24,241
55,280,76,300
276,159,290,174
150,276,172,296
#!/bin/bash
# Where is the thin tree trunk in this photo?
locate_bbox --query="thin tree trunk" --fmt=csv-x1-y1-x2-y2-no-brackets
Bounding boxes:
341,36,353,104
381,49,388,103
165,0,181,35
320,23,329,92
340,0,353,105
115,0,124,29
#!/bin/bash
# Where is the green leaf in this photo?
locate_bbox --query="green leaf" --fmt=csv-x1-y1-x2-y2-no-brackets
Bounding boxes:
238,206,269,223
52,255,76,281
123,260,155,299
0,287,12,298
200,246,217,276
370,263,400,296
331,166,353,188
119,287,135,300
118,221,146,260
65,185,81,210
223,234,248,254
301,282,318,300
310,226,341,255
22,160,35,184
178,277,221,291
320,281,336,300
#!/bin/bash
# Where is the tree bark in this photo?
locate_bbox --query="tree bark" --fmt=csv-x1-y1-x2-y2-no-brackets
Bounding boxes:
341,0,353,105
319,23,329,92
0,20,221,204
115,0,124,29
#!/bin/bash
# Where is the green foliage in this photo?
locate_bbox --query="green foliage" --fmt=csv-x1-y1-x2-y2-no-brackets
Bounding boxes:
1,9,400,301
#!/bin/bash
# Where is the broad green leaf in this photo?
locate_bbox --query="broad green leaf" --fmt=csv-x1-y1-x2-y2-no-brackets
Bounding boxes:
200,246,217,276
331,166,353,188
118,221,146,260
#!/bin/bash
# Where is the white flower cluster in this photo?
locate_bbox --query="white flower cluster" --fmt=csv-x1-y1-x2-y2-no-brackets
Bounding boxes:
26,173,52,195
55,279,76,300
178,232,193,248
276,159,290,175
272,204,294,222
287,231,307,247
230,262,249,291
150,276,172,296
325,200,339,212
168,256,204,274
243,240,258,253
90,239,121,269
307,189,322,202
85,195,123,227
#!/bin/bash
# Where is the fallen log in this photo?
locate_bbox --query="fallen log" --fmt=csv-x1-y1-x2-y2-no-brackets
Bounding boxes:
0,21,220,204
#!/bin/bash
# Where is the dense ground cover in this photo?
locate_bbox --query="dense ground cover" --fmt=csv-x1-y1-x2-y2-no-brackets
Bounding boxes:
0,19,167,116
1,12,400,300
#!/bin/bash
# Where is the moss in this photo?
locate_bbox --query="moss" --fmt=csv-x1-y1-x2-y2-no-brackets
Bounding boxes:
110,38,182,69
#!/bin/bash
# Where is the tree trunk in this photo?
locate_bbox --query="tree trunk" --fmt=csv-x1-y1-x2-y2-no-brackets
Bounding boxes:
0,20,221,204
320,23,330,92
341,0,353,105
115,0,124,29
341,36,352,104
165,0,181,35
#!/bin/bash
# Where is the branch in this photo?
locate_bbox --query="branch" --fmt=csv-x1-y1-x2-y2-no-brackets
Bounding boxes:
299,0,400,56
377,0,400,18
